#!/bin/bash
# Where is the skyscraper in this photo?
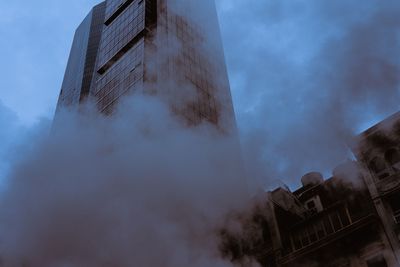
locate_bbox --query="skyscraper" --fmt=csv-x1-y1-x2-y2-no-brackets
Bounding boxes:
56,0,236,133
56,2,106,109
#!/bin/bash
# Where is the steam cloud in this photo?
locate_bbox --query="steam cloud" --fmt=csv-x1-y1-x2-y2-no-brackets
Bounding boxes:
1,0,400,266
217,0,400,187
0,1,256,266
0,96,253,267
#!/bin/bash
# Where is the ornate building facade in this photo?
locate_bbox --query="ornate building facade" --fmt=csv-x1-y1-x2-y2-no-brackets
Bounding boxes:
221,113,400,267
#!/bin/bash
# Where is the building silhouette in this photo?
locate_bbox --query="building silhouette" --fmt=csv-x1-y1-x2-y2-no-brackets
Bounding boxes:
56,0,236,132
220,112,400,267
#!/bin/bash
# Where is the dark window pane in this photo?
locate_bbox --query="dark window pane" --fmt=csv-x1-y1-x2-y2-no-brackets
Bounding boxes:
385,148,400,165
293,232,302,250
367,255,388,267
307,201,316,209
369,157,386,173
338,207,351,227
323,216,334,235
308,226,318,242
330,212,343,232
301,230,310,247
315,220,326,239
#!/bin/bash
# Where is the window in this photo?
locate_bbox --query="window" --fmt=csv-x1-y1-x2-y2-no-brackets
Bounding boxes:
293,232,302,250
369,157,387,173
290,207,353,252
323,216,334,235
385,148,400,170
367,255,388,267
315,221,326,239
338,206,351,227
369,157,390,179
306,200,318,214
389,193,400,224
308,225,318,242
300,230,310,247
394,210,400,225
330,212,342,232
307,201,316,209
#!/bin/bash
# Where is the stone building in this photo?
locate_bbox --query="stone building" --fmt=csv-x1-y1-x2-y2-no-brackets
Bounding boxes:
221,112,400,267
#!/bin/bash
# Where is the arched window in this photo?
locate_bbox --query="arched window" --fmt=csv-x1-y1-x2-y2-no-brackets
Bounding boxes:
385,148,400,166
369,157,386,174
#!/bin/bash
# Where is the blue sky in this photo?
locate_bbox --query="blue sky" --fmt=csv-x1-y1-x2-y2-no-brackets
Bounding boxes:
1,0,400,188
0,0,99,124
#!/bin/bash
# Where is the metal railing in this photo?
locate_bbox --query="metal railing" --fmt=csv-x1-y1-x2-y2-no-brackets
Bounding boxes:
289,205,354,252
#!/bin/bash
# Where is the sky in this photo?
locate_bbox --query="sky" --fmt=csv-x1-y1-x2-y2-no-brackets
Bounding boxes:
1,0,400,189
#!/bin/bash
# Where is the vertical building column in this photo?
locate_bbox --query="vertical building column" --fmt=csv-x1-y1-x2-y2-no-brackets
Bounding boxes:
358,162,400,265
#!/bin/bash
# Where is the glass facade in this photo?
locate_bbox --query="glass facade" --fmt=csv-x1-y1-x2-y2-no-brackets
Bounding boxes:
153,0,236,130
96,0,146,72
57,0,236,132
160,11,221,125
93,39,145,114
56,2,106,110
89,0,151,114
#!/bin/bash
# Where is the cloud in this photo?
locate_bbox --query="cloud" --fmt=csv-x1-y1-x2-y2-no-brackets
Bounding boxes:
216,0,400,188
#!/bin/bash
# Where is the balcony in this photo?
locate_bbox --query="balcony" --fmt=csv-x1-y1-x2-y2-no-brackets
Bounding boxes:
280,204,377,265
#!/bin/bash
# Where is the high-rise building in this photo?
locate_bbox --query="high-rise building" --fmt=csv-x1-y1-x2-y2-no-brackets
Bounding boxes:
56,2,106,110
56,0,237,133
